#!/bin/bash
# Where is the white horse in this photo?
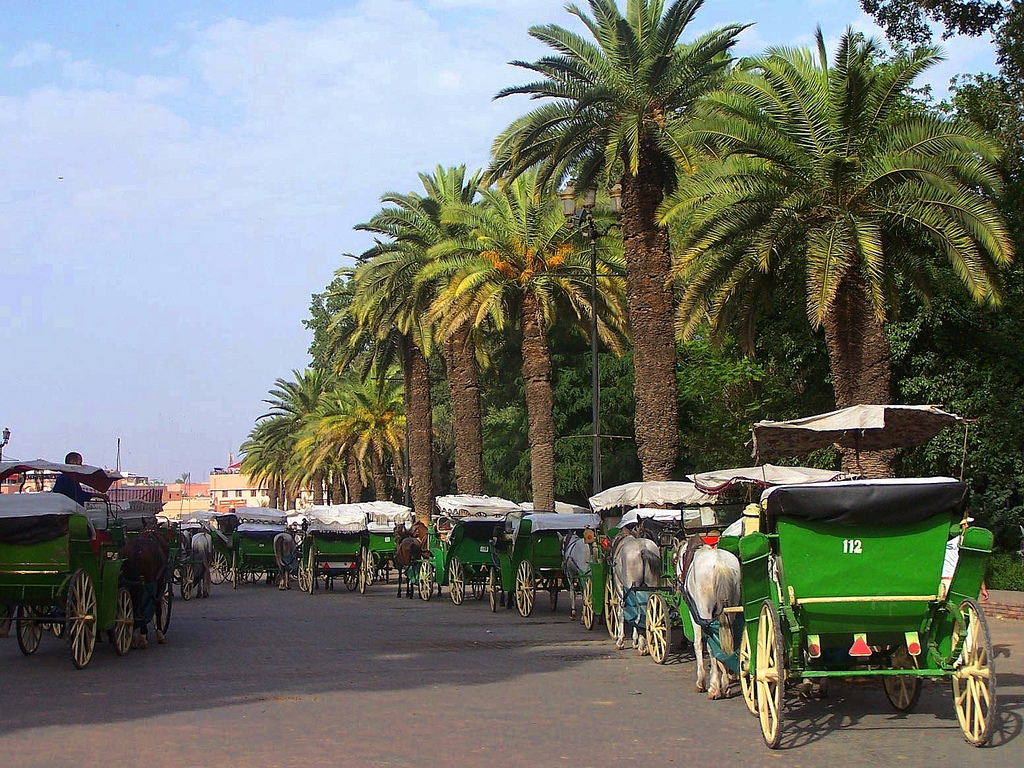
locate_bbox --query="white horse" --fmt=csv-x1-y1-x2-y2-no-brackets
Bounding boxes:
610,531,661,653
273,532,298,590
190,531,213,598
676,539,741,699
560,532,592,621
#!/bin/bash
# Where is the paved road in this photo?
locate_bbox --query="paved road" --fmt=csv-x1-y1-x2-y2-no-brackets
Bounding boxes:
2,580,1023,767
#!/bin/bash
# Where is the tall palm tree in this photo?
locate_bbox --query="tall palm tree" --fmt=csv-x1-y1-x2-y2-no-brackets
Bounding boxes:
662,29,1014,475
489,0,745,480
240,416,293,510
430,171,626,510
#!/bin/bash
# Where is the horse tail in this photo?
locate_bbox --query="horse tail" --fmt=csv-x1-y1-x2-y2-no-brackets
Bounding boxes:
641,543,661,588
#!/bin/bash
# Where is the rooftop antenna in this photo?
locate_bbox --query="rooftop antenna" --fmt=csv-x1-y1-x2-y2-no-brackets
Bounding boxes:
116,438,121,473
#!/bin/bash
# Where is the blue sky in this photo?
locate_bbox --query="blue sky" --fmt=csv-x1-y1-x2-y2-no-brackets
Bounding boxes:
0,1,999,482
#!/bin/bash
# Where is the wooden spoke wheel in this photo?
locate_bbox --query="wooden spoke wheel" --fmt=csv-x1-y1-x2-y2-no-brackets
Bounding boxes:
231,552,240,590
952,598,996,746
16,605,42,656
67,569,97,670
0,603,12,638
472,573,485,601
304,549,317,594
604,579,619,640
418,562,435,602
210,551,229,585
488,567,500,613
515,560,535,618
645,592,671,665
180,565,195,601
365,553,377,587
156,581,172,636
883,645,922,713
297,558,313,593
113,588,134,657
448,558,465,605
357,548,369,594
581,577,595,630
739,624,756,715
344,567,359,592
755,600,785,749
52,616,66,638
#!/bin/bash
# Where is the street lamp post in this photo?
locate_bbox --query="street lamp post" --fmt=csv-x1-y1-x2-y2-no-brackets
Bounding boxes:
561,184,622,497
0,427,9,462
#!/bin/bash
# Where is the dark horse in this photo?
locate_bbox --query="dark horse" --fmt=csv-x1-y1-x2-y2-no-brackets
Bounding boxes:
394,521,428,599
120,527,170,648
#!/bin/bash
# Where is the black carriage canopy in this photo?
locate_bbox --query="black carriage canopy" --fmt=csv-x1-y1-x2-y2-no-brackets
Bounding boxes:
761,477,968,526
0,493,85,544
0,459,123,492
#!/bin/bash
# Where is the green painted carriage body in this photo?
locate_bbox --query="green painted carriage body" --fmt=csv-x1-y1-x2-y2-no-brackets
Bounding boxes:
739,480,991,680
302,530,366,576
431,518,500,589
233,531,283,579
0,513,121,630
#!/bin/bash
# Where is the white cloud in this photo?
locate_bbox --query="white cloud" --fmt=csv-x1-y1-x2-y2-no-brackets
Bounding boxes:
10,41,68,68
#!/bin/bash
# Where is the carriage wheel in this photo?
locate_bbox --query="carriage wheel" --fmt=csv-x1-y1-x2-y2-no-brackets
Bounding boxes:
755,600,785,748
344,567,359,592
298,560,312,593
472,573,485,601
952,598,996,746
156,581,172,636
645,593,671,664
0,604,11,638
581,577,595,630
358,548,369,594
515,561,535,617
210,551,229,585
419,562,435,601
739,625,756,715
883,645,922,712
488,567,499,612
67,569,97,670
180,565,195,601
16,605,42,656
604,579,619,640
52,616,66,638
113,588,134,657
448,558,465,605
365,552,377,587
231,552,239,590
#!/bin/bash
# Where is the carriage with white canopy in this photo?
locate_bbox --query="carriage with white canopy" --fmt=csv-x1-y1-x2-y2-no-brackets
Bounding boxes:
420,495,523,603
363,500,414,584
490,510,601,617
298,505,370,594
227,508,290,587
0,460,135,667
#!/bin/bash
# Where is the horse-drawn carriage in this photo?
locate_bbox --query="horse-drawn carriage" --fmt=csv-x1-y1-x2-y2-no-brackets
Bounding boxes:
420,495,522,604
298,505,370,594
0,460,134,667
490,511,601,617
226,508,290,587
739,476,995,747
364,501,414,585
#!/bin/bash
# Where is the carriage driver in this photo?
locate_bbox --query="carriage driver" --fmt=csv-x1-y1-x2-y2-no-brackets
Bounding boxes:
52,451,105,506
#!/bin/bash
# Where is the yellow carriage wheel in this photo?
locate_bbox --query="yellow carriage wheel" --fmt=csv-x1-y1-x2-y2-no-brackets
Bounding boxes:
952,598,996,746
515,560,535,617
448,557,465,605
755,600,785,748
581,577,595,630
113,588,134,657
739,625,756,715
66,569,97,670
604,578,619,641
645,592,671,664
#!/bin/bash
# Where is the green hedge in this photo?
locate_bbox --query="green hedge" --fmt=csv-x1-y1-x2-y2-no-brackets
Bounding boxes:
985,552,1024,591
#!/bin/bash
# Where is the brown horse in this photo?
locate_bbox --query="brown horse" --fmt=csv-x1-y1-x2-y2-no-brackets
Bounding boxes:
394,521,429,599
120,527,170,648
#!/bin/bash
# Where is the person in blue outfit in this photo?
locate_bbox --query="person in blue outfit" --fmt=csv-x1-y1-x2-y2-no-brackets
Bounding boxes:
51,451,102,505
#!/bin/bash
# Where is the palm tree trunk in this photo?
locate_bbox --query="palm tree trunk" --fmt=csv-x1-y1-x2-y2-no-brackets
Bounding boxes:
370,446,388,501
521,291,556,511
823,270,893,477
621,155,679,481
312,470,325,505
403,335,436,523
445,327,484,495
330,467,343,504
345,453,363,503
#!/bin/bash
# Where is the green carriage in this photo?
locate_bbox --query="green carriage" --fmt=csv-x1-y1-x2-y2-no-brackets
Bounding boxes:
298,505,370,594
739,477,995,748
419,495,522,603
363,501,414,585
227,508,290,587
105,501,177,635
0,460,134,668
490,511,602,617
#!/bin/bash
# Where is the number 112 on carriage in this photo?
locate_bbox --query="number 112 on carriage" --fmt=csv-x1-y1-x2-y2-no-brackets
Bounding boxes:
842,539,863,554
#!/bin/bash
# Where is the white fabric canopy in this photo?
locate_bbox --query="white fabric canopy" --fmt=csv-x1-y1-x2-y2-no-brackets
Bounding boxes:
519,501,591,515
232,508,289,526
361,501,413,532
618,507,704,528
0,493,84,518
305,504,368,534
690,464,849,494
588,481,716,513
237,523,287,534
435,494,522,516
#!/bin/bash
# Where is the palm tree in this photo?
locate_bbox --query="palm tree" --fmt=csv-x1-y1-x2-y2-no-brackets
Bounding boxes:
489,0,745,480
240,416,293,509
430,171,626,510
662,29,1014,475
